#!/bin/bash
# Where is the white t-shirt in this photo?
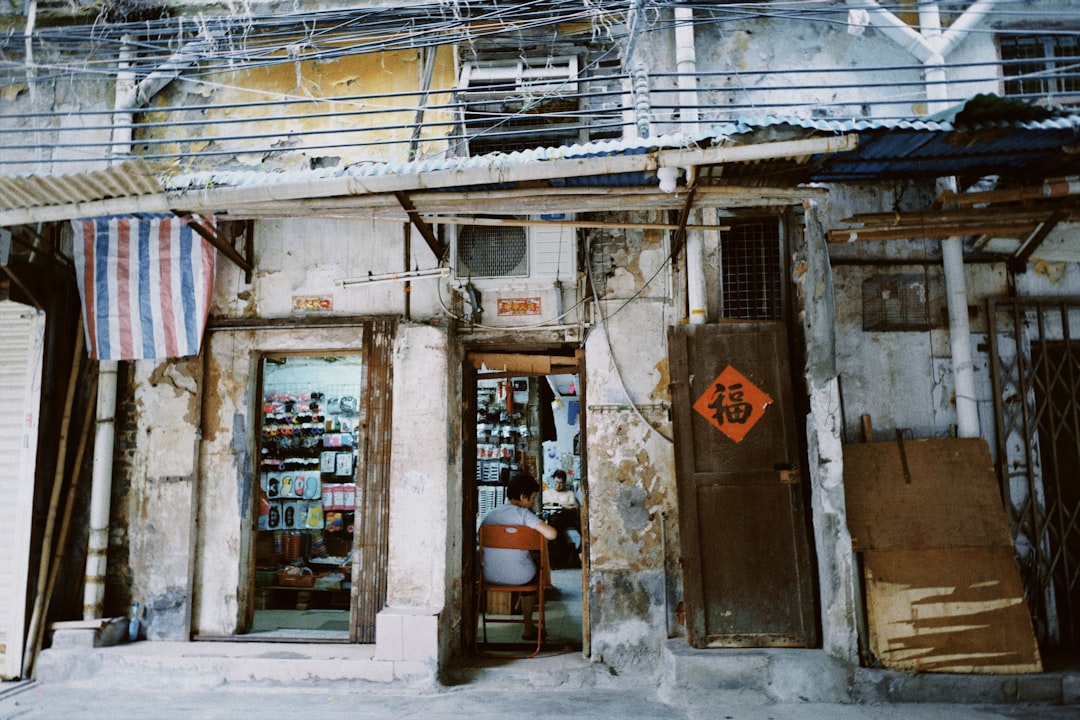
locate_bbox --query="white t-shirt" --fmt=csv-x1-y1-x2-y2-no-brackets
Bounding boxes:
480,503,543,585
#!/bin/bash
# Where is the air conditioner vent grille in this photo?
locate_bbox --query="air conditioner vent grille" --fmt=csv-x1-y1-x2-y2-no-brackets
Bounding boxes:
457,225,529,278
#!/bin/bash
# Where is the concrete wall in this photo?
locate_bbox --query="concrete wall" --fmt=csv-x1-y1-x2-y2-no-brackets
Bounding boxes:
583,223,680,671
378,322,459,671
213,217,443,321
121,359,204,639
690,5,1000,122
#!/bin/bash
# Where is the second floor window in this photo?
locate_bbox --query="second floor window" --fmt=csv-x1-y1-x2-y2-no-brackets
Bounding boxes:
1000,34,1080,107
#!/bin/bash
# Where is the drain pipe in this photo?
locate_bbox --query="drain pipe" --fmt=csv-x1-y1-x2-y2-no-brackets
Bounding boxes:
82,36,136,619
83,362,117,618
83,32,213,618
921,3,981,437
853,0,994,437
674,6,706,325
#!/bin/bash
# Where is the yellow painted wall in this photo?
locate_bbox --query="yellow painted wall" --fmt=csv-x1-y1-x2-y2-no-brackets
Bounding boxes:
138,45,457,170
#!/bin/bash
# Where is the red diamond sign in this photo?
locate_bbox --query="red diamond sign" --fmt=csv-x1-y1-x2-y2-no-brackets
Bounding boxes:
692,365,773,444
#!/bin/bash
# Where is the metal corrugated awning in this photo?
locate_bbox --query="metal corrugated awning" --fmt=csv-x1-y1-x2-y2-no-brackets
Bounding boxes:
0,134,858,227
0,159,163,213
3,97,1080,231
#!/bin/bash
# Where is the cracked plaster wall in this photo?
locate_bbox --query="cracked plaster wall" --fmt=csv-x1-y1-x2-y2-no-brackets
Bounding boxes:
124,358,202,639
584,225,680,672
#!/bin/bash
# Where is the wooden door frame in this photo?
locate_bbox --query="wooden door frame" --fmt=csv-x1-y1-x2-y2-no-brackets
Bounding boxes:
461,349,588,655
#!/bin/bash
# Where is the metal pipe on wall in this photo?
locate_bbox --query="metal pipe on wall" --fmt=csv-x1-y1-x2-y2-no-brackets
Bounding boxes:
83,360,116,618
675,6,707,325
854,0,995,439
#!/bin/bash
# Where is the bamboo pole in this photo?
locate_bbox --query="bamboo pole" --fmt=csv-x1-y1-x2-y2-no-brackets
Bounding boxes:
22,323,83,676
25,372,97,678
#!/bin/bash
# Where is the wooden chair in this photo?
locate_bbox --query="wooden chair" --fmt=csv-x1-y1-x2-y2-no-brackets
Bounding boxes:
474,524,549,658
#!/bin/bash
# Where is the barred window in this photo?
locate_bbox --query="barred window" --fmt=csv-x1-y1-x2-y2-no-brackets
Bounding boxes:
1000,35,1080,106
719,221,783,320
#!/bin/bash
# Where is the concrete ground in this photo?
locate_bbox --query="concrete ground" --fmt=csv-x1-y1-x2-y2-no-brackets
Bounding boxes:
1,673,1077,719
2,639,1079,720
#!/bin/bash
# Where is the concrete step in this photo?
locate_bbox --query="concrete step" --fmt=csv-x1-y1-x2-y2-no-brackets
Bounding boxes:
659,641,853,706
35,641,417,690
659,639,1080,707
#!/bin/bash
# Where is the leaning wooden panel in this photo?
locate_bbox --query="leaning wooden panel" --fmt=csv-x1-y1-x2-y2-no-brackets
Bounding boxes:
863,547,1042,674
843,438,1012,552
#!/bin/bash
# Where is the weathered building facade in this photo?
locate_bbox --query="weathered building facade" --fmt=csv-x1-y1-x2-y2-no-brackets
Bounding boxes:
3,0,1080,689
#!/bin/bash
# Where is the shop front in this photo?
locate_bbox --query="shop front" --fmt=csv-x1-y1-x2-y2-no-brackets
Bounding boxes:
192,318,397,645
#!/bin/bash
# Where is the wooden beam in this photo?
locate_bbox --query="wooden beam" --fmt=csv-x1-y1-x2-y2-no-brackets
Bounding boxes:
174,212,252,276
469,352,578,375
1014,209,1069,263
828,222,1039,243
394,190,448,262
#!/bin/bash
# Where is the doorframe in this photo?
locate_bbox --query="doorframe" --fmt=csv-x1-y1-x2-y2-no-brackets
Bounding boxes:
460,348,588,655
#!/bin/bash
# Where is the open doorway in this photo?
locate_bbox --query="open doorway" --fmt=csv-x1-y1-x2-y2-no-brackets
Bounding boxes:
249,354,363,640
464,351,587,655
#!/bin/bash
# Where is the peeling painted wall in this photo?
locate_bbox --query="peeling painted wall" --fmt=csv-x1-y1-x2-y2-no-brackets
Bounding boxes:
123,358,203,640
583,223,680,671
138,47,456,169
212,217,443,321
691,10,998,123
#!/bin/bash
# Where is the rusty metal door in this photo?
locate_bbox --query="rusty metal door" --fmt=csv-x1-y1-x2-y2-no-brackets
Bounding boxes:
669,321,818,647
988,298,1080,650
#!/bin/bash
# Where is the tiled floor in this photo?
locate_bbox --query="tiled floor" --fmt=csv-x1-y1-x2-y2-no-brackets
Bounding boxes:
245,567,584,648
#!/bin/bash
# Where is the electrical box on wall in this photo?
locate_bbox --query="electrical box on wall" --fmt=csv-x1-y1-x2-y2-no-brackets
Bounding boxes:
452,216,579,328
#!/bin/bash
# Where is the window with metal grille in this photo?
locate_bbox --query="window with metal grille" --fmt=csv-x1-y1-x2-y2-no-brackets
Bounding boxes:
861,272,944,331
719,221,783,320
456,224,529,278
1000,35,1080,106
458,57,582,156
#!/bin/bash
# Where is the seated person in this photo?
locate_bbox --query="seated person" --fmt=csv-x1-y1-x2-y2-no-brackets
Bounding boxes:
544,470,581,568
480,472,557,641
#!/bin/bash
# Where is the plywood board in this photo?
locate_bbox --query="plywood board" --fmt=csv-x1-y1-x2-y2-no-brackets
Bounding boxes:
843,438,1012,551
863,547,1042,674
843,437,1041,674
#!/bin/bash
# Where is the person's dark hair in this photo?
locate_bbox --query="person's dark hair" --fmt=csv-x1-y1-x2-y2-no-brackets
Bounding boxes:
552,469,567,481
507,472,540,501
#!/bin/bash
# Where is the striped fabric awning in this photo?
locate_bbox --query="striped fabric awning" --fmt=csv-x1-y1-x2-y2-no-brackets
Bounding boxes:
71,214,217,361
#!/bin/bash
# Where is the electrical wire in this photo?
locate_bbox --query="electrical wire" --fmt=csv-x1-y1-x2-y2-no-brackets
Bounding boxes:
4,0,1080,168
582,221,675,444
434,274,593,330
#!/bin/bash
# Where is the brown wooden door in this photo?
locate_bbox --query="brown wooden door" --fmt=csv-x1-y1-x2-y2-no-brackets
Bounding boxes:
669,322,818,648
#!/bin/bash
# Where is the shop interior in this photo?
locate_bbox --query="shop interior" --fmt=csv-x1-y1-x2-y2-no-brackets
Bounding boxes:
473,368,584,651
250,354,364,639
245,352,584,646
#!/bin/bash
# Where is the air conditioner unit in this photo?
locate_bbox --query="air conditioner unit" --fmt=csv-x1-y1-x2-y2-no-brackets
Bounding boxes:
451,216,578,327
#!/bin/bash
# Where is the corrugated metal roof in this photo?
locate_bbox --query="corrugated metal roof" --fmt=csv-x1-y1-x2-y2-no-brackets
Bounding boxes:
162,109,1080,196
710,111,1080,183
4,96,1080,220
165,135,690,194
0,159,163,211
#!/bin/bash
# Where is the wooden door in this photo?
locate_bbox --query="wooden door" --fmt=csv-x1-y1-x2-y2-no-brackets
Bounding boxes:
669,322,818,647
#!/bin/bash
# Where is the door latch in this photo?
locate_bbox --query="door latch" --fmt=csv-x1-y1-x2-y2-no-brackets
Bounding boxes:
775,463,800,485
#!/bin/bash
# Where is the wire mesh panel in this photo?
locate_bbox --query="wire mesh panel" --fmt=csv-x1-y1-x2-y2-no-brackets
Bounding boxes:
988,298,1080,651
861,272,944,331
719,220,783,320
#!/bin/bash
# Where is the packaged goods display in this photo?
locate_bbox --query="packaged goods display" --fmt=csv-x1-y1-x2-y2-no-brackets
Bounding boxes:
255,381,358,608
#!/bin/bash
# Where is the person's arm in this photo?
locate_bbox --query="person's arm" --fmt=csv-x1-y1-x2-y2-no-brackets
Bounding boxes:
562,491,579,509
534,520,558,541
520,506,559,541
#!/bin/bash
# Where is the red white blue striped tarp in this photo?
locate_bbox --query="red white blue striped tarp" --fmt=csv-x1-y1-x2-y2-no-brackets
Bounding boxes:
71,214,217,361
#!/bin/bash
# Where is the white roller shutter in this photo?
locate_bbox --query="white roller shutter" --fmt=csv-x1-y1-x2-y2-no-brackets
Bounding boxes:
0,300,45,680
